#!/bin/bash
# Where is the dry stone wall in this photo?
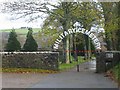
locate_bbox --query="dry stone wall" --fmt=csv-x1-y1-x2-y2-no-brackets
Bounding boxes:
1,52,59,70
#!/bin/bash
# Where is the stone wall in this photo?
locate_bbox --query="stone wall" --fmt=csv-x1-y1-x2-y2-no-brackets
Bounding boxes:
96,51,120,73
1,52,59,70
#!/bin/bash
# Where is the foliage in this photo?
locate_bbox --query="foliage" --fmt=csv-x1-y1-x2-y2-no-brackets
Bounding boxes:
5,29,21,51
42,2,103,63
38,28,60,49
101,2,119,50
23,28,38,51
112,63,120,84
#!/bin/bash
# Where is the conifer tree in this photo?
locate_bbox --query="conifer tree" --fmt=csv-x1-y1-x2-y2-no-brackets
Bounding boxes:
23,28,38,51
6,29,21,51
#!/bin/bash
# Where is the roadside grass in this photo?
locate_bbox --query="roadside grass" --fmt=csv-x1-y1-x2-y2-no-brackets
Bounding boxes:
59,56,88,71
2,68,58,73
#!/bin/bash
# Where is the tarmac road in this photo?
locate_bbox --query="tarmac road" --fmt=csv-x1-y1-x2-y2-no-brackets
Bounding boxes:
30,60,118,88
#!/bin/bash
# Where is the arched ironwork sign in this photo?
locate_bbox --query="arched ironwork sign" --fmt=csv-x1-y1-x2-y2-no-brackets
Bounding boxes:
53,24,101,50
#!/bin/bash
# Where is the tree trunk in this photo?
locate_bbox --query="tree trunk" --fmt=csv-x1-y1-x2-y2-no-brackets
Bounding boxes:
66,35,70,64
83,35,88,60
88,37,91,60
62,38,66,63
72,34,78,61
69,34,72,63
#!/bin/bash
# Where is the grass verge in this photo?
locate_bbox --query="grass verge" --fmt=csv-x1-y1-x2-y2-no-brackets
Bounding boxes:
2,68,58,74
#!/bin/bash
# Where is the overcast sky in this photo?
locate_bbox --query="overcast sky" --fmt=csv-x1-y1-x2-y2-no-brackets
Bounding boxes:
0,0,57,30
0,13,45,30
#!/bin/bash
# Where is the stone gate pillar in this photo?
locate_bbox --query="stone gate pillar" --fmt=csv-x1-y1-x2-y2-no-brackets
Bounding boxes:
96,51,106,73
96,51,120,73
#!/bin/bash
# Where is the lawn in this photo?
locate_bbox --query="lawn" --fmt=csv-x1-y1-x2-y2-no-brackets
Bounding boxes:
59,56,88,71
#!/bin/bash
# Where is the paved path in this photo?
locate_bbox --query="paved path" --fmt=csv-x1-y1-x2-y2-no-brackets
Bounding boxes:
2,73,47,88
30,60,118,88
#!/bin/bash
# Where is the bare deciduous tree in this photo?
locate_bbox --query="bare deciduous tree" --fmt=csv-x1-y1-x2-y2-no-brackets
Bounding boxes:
1,1,60,22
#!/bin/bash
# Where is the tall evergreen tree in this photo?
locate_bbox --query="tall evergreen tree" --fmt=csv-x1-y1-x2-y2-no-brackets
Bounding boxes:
6,29,21,52
23,28,38,51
